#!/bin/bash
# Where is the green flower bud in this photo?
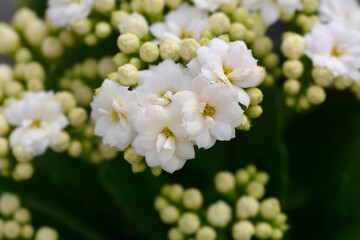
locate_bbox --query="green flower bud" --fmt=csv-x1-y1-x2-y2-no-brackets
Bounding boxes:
24,61,45,82
3,221,21,239
280,12,294,23
98,56,116,79
246,88,263,106
120,13,149,39
160,205,180,224
182,188,203,210
117,33,140,54
283,79,301,95
199,37,210,46
229,23,247,41
0,138,9,157
52,131,70,153
0,114,10,136
168,184,184,202
215,171,236,194
232,220,255,240
13,162,34,181
120,2,131,12
273,213,288,226
263,53,280,70
0,23,21,54
94,0,115,13
154,196,168,211
196,226,217,240
0,193,21,216
247,105,263,119
82,58,98,79
151,166,162,176
124,146,143,164
140,42,160,63
208,13,230,35
35,226,58,240
12,144,33,162
235,169,250,185
302,0,318,14
84,33,99,46
285,96,296,107
118,64,138,86
59,30,76,47
255,222,272,239
178,213,201,235
200,29,212,39
312,66,334,87
168,227,184,240
244,30,256,44
144,0,165,15
255,172,270,185
68,140,83,158
260,198,281,220
246,164,257,176
15,48,32,63
302,16,320,33
166,0,183,9
41,36,63,59
113,52,130,67
98,144,118,160
0,64,14,82
12,7,37,31
206,201,232,228
72,19,92,36
3,81,23,98
297,96,310,110
271,228,284,240
236,196,259,219
281,33,306,60
252,37,273,58
180,39,200,62
306,85,326,105
333,75,353,90
21,224,35,239
246,181,265,199
111,11,129,29
129,57,143,70
160,39,180,61
14,208,31,223
55,91,76,113
95,22,112,39
68,107,88,128
282,60,304,79
219,0,238,13
232,8,250,23
90,150,102,164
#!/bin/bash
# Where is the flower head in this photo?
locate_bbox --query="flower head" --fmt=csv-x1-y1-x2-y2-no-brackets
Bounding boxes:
192,0,230,12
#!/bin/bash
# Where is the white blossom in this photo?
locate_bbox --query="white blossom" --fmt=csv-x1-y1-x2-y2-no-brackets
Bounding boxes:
241,0,303,26
188,38,263,107
150,3,209,43
192,0,230,12
305,21,360,80
47,0,93,28
4,92,68,156
91,79,137,151
175,77,243,149
318,0,360,31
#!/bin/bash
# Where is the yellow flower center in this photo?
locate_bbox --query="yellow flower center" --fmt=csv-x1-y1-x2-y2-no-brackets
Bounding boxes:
331,45,344,57
111,112,126,121
162,127,173,138
203,104,215,117
223,66,232,77
181,29,192,39
31,119,41,128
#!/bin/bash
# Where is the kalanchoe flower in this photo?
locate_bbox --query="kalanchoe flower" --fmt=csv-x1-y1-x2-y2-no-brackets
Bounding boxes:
4,91,68,156
305,21,360,80
46,0,94,28
91,79,137,151
175,77,244,149
188,38,263,107
318,0,360,31
192,0,230,12
241,0,303,26
150,3,209,43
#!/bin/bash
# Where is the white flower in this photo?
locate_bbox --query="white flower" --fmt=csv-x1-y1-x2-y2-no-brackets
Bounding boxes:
175,77,243,149
305,21,360,80
47,0,93,28
192,0,230,12
241,0,303,26
150,3,209,43
188,38,262,107
132,105,195,173
318,0,360,31
135,59,193,108
91,79,137,151
4,91,68,156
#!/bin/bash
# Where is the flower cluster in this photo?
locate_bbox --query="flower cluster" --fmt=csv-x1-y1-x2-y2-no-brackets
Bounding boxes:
154,164,289,240
0,192,58,240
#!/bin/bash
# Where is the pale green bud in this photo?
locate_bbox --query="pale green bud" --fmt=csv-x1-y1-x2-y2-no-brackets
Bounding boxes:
312,66,334,87
117,33,140,54
200,29,212,40
232,8,250,23
160,205,180,224
12,7,37,31
182,188,203,210
84,33,99,46
255,222,272,239
68,107,87,128
0,23,20,54
107,72,119,82
208,13,230,35
72,19,92,36
90,150,102,164
165,0,183,9
124,146,143,164
144,0,165,15
169,184,184,202
67,140,82,158
297,96,310,110
113,52,130,67
281,34,306,60
302,16,320,33
24,61,45,82
219,0,238,13
252,37,273,58
215,171,236,194
13,163,34,181
140,42,160,63
178,213,201,235
130,0,144,12
161,184,171,196
55,91,77,114
95,22,112,39
271,228,284,240
0,64,14,82
247,105,263,119
35,227,58,240
21,224,35,239
229,23,247,41
99,144,118,160
3,81,24,98
118,64,138,86
98,56,116,79
296,14,308,26
280,12,294,23
333,75,353,90
282,60,304,79
235,169,250,185
0,193,21,216
111,11,129,29
24,19,48,47
236,114,251,131
82,58,99,79
41,36,63,59
255,172,270,185
285,96,296,107
180,39,200,61
260,198,281,220
14,208,31,223
120,13,149,39
246,181,265,199
306,85,326,105
3,221,21,239
0,138,9,157
0,114,10,136
129,57,143,70
83,124,94,138
302,0,318,14
52,131,70,153
206,201,232,228
160,39,180,61
154,196,168,211
168,227,184,240
94,0,115,13
273,213,287,226
59,30,76,47
283,79,301,95
246,88,263,106
246,164,257,176
120,2,131,12
196,226,216,240
236,196,259,219
232,220,255,240
74,85,93,107
263,53,280,70
15,48,32,63
12,144,34,162
0,158,10,172
27,78,43,91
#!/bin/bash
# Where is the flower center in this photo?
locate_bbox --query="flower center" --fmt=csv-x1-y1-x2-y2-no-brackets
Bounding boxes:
223,66,232,76
331,45,344,57
31,119,42,128
162,127,173,138
181,29,192,39
203,104,215,117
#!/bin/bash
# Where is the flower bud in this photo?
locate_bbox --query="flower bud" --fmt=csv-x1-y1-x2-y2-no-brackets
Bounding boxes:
120,13,149,39
151,166,162,177
246,181,265,199
140,42,160,63
118,64,138,86
236,169,250,185
72,19,92,36
27,78,44,93
255,172,270,185
283,79,301,95
206,201,232,228
154,196,168,211
15,48,32,63
263,53,280,70
82,58,98,79
271,228,284,240
59,30,75,47
0,23,20,54
129,57,143,70
111,11,129,29
232,220,255,240
229,23,247,41
232,8,250,23
97,57,116,79
0,158,10,171
24,19,48,47
99,144,118,160
3,221,21,239
180,39,200,62
144,0,165,15
312,66,334,87
199,37,210,46
160,39,180,61
0,138,9,157
67,140,82,158
182,188,203,210
296,14,308,26
95,22,112,39
281,33,306,60
21,224,35,239
0,114,10,136
217,34,230,43
117,33,140,54
124,146,143,164
247,105,263,119
208,13,230,35
219,0,238,13
160,205,180,224
302,0,318,14
94,0,115,13
68,107,88,128
12,7,37,31
0,64,14,82
0,193,21,217
297,96,310,110
236,196,259,219
74,85,93,107
12,144,34,162
4,81,24,98
215,171,235,194
168,184,184,202
13,163,34,181
178,213,201,235
306,85,326,105
168,227,184,240
132,161,147,173
52,131,70,152
333,75,353,90
302,16,320,33
255,222,272,239
55,91,77,113
274,213,287,226
41,36,63,59
260,198,281,220
282,60,304,79
166,0,183,9
236,114,251,131
35,227,58,240
113,52,130,67
196,226,216,240
246,88,263,106
14,208,31,223
90,150,102,164
252,37,273,58
84,33,99,46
